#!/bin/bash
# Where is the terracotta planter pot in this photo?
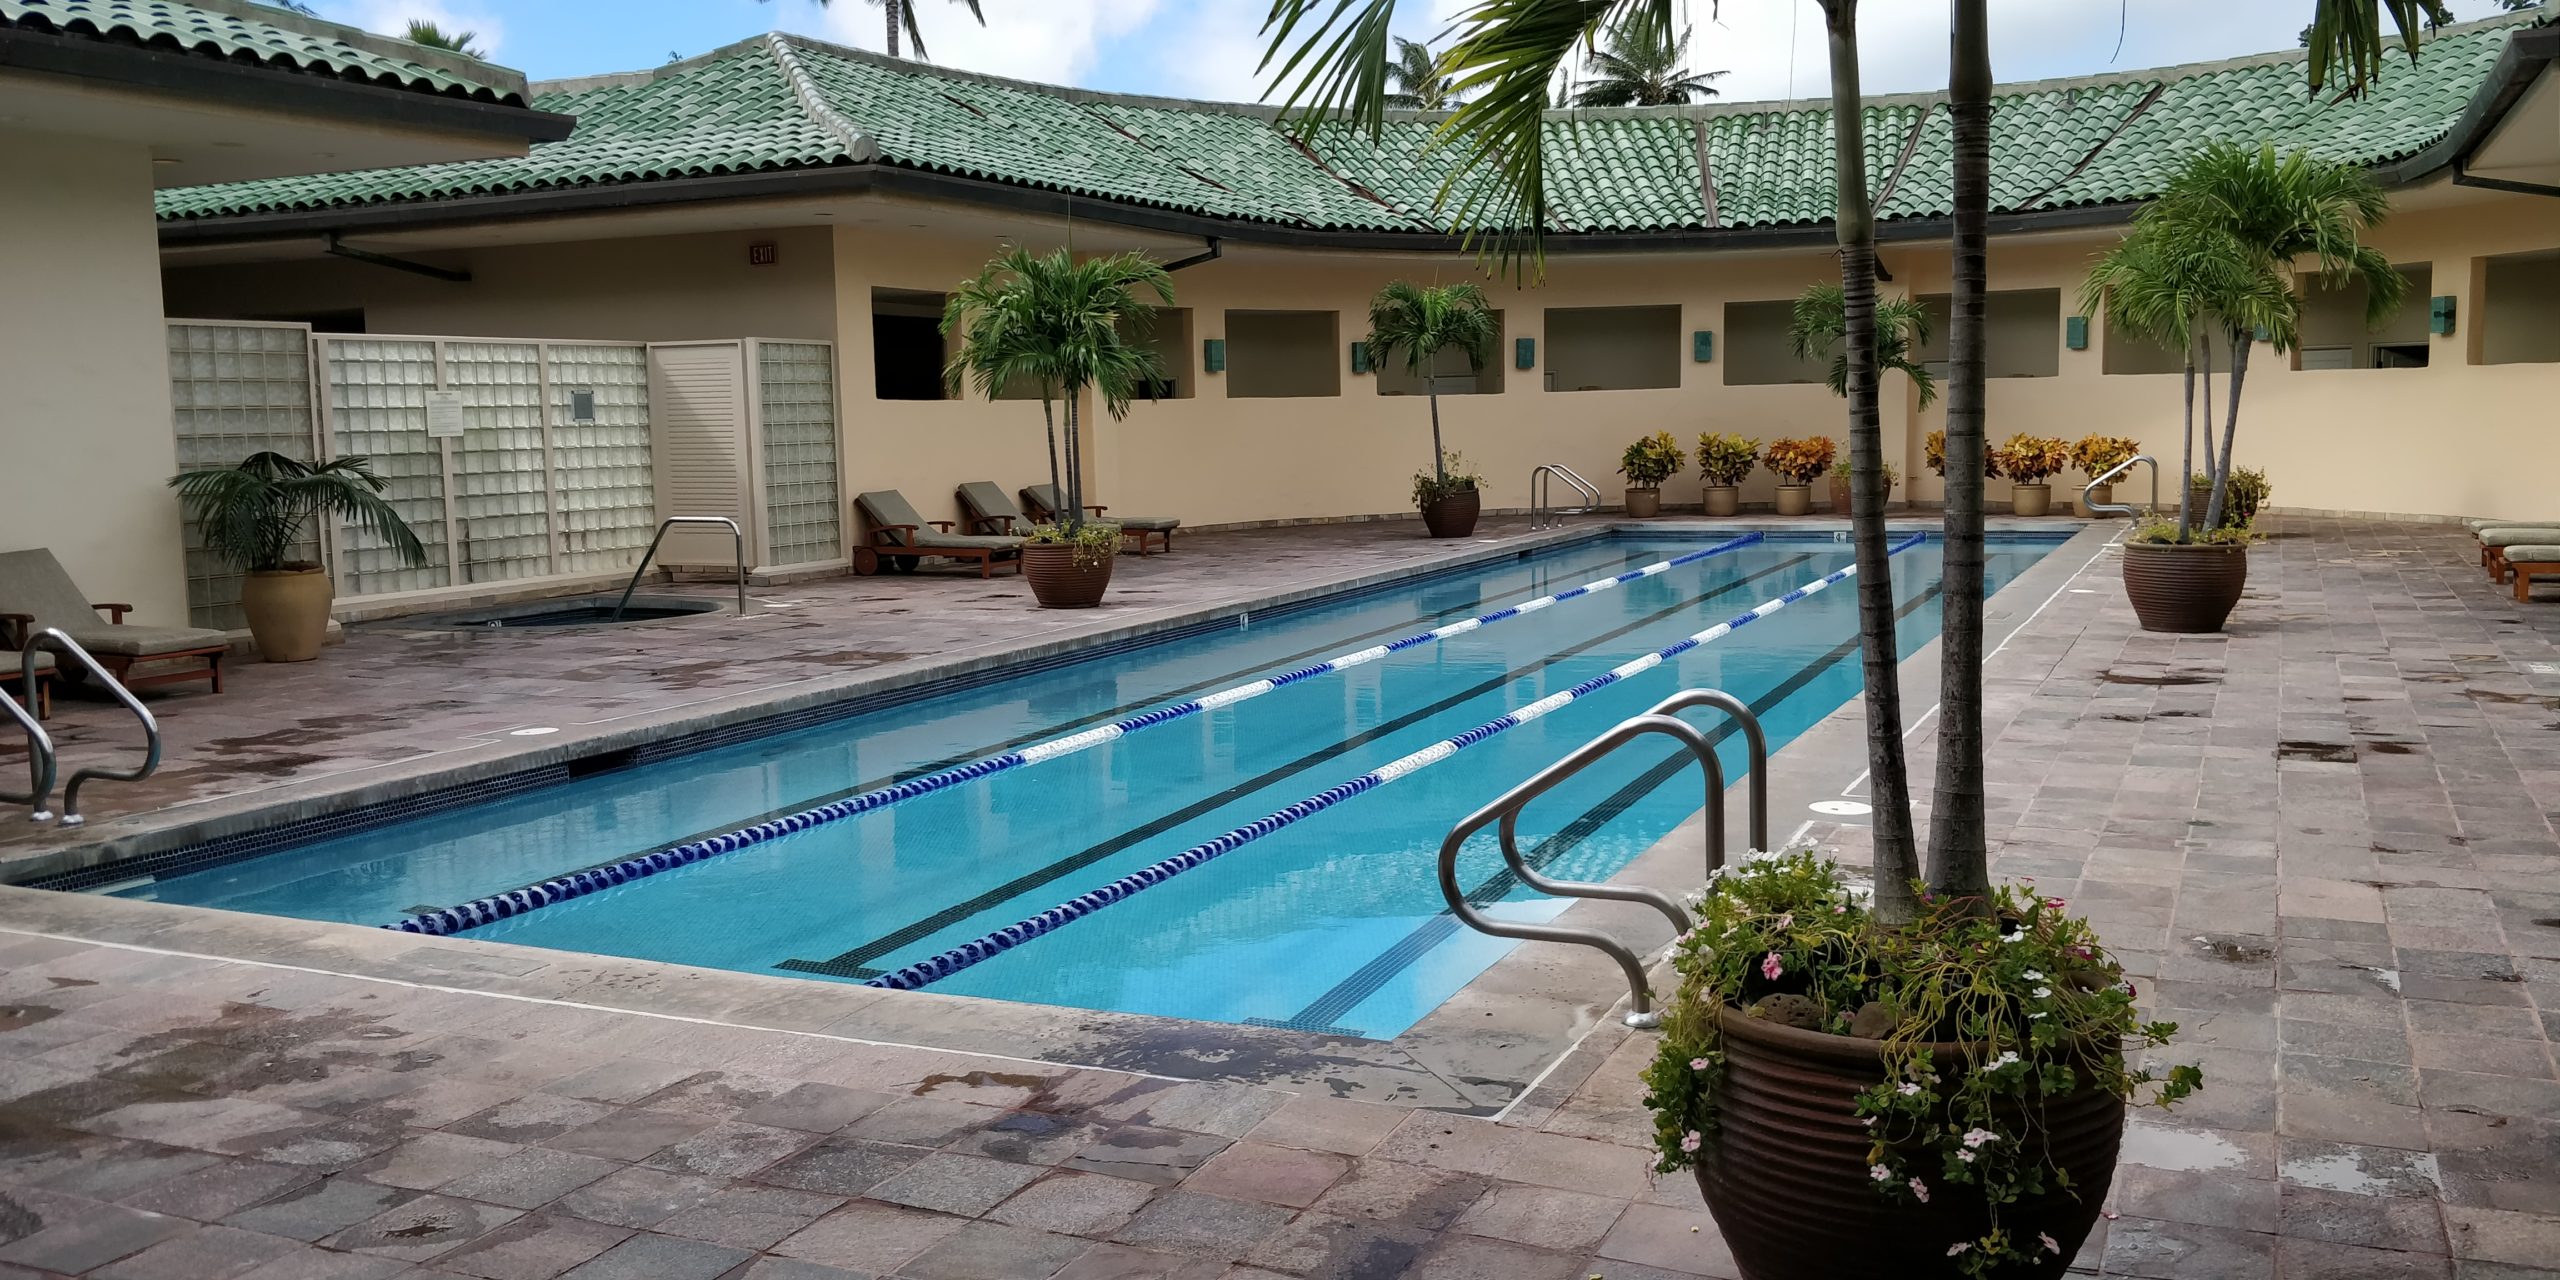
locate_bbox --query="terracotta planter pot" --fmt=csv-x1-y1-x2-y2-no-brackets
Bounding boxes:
241,566,332,662
2010,482,2054,517
1702,485,1740,518
1696,1007,2125,1280
1827,474,1852,514
2079,482,2114,517
2121,539,2248,634
1773,485,1811,517
1625,487,1663,519
1419,488,1481,539
1021,543,1115,608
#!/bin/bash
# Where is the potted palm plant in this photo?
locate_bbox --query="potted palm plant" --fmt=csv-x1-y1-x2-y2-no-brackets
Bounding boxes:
2069,435,2142,516
944,246,1170,608
168,452,424,662
1368,281,1498,538
1696,433,1759,517
2083,142,2397,633
1987,435,2068,517
1831,458,1899,515
1762,437,1836,516
1619,430,1685,518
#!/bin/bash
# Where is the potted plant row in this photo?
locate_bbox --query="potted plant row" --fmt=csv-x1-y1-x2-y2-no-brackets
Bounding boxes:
1987,435,2069,517
1697,433,1759,517
1763,437,1836,516
1620,431,1686,518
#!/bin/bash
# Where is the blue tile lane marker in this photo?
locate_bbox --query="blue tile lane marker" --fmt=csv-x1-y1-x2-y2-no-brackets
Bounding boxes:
861,533,1927,993
385,532,1768,937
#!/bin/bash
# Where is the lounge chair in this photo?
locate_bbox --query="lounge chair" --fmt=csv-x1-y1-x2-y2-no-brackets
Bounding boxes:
955,481,1030,537
2472,526,2560,582
2,649,54,719
1021,484,1181,556
0,549,227,695
852,490,1022,578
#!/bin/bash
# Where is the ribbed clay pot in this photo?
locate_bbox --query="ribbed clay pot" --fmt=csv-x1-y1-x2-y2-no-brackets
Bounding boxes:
1773,485,1811,517
1703,486,1740,518
1420,488,1480,538
2010,483,2054,517
242,566,332,662
1625,487,1663,519
1697,1007,2125,1280
1827,474,1853,514
2121,539,2247,634
1021,543,1115,608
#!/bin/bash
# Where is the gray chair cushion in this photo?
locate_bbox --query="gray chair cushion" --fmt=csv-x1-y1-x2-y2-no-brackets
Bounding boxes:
956,482,1024,531
0,548,105,633
856,491,929,546
2503,546,2560,563
911,531,1025,551
1115,516,1182,532
50,625,228,658
1021,485,1179,531
2476,527,2560,547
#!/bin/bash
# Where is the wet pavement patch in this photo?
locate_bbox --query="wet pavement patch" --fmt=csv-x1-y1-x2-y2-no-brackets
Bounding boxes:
2277,741,2358,764
2190,936,2275,963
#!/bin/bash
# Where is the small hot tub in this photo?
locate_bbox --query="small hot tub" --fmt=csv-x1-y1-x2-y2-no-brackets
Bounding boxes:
402,595,729,630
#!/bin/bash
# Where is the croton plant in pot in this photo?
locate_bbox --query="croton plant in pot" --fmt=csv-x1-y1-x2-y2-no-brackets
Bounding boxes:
1695,433,1759,517
1619,431,1686,518
2068,436,2143,516
1762,437,1836,517
1987,435,2069,517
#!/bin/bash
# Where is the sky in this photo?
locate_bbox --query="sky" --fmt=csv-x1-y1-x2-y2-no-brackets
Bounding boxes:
312,0,2528,103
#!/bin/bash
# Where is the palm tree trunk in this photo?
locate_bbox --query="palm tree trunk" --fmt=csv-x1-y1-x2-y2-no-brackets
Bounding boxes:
2206,330,2250,531
1041,397,1063,524
2196,333,2216,536
1820,0,1921,925
885,0,903,58
1428,388,1446,483
1927,0,1992,907
1062,389,1084,536
2176,343,2197,543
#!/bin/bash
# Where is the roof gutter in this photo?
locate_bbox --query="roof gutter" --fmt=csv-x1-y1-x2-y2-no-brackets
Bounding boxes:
0,26,576,143
2372,22,2560,194
159,161,2142,257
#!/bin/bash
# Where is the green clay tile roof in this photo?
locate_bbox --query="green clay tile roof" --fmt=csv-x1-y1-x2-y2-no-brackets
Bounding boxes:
156,12,2547,235
2,0,529,103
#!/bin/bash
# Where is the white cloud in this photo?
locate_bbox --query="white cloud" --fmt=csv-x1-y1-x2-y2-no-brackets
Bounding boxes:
322,0,507,58
772,0,1165,86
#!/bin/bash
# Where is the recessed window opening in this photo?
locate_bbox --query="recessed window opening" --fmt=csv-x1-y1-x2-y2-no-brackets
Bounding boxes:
1723,299,1828,386
1913,289,2061,379
1545,305,1679,391
1376,311,1505,396
2295,264,2428,370
872,288,948,400
1224,310,1339,398
2482,250,2560,366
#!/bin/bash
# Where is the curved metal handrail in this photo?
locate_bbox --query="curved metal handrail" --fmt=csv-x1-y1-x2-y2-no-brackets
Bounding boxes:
2083,454,2159,520
1647,688,1771,855
1438,708,1726,1028
30,630,160,829
3,647,56,823
613,516,746,621
1529,464,1602,530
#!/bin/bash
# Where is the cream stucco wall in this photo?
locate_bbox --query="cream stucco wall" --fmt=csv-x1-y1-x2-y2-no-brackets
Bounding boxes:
1,134,188,625
162,227,838,343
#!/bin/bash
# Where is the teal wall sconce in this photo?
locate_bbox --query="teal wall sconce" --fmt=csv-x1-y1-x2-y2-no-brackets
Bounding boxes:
1202,338,1226,373
1514,336,1536,369
1350,341,1372,374
2065,316,2089,350
1692,331,1715,362
2429,295,2456,336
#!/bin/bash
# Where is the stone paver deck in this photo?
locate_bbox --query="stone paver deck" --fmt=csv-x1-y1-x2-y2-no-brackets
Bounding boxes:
0,516,2554,1278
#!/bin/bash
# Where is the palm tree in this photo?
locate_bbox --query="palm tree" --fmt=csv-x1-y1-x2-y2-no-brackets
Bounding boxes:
1785,284,1940,410
402,20,486,59
1366,281,1498,483
782,0,986,61
1931,0,1994,901
942,248,1173,534
1569,23,1723,108
1385,37,1457,110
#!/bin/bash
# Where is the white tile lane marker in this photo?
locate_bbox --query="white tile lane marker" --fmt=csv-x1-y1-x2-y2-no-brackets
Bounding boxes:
0,925,1182,1084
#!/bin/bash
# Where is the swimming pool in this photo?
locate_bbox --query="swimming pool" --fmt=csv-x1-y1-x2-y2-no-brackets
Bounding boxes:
112,531,2059,1038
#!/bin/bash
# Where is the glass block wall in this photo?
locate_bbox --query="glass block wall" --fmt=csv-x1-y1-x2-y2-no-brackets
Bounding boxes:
446,342,551,585
546,344,657,577
168,323,317,630
322,338,452,596
756,341,842,567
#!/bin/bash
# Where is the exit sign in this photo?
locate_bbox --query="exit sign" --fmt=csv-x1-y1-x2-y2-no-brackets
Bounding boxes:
747,242,779,266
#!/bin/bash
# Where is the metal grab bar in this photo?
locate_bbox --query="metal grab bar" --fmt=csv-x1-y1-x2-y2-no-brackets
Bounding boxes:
27,630,161,829
613,516,746,621
3,649,56,824
1529,464,1602,530
2083,454,2159,520
1650,687,1771,855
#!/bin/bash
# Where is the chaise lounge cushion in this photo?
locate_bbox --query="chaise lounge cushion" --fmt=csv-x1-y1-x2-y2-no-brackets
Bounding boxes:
2475,527,2560,548
856,490,1022,552
956,482,1026,531
0,548,227,656
1022,485,1181,532
2502,545,2560,565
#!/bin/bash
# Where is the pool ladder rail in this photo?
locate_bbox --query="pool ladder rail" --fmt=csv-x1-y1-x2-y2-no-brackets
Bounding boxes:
2082,454,2160,520
5,629,163,827
612,515,747,622
1529,464,1602,530
1436,689,1768,1029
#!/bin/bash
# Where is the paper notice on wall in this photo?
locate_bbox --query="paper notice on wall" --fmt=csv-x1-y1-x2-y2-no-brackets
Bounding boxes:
425,389,465,438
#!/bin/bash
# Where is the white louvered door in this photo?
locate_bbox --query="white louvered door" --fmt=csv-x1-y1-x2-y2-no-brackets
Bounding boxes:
646,341,753,570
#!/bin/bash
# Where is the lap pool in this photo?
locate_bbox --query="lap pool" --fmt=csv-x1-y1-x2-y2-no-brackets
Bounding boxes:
106,530,2060,1039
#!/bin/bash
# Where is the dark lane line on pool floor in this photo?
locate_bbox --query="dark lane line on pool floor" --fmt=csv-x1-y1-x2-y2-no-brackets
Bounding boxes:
1259,578,1947,1037
775,553,1825,980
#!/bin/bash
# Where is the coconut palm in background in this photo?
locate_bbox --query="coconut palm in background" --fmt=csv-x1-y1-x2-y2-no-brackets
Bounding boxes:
1384,37,1459,109
787,0,986,61
402,20,485,58
1568,22,1723,107
941,247,1172,535
1365,281,1498,483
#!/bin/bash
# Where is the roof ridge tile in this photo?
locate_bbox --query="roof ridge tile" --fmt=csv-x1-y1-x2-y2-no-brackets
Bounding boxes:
765,31,877,163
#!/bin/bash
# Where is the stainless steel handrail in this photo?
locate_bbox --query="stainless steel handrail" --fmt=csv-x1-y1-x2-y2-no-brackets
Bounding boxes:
613,516,746,621
2083,454,2159,520
1529,464,1602,529
1649,688,1771,855
3,648,57,824
29,630,161,829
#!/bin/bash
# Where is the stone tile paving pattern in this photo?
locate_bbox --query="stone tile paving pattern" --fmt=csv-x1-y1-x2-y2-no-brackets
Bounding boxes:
0,518,2554,1278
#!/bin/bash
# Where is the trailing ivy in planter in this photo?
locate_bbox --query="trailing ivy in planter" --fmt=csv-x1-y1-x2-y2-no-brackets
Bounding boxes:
1696,433,1759,517
1620,431,1685,518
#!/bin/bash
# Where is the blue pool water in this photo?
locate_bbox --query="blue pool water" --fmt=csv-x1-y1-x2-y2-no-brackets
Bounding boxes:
118,532,2058,1038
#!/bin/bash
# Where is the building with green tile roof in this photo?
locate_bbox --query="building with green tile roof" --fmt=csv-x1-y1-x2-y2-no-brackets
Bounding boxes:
157,11,2545,246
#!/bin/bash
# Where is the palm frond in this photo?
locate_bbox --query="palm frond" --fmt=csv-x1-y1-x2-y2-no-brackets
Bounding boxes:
1787,283,1938,409
2302,0,2440,97
168,450,425,574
